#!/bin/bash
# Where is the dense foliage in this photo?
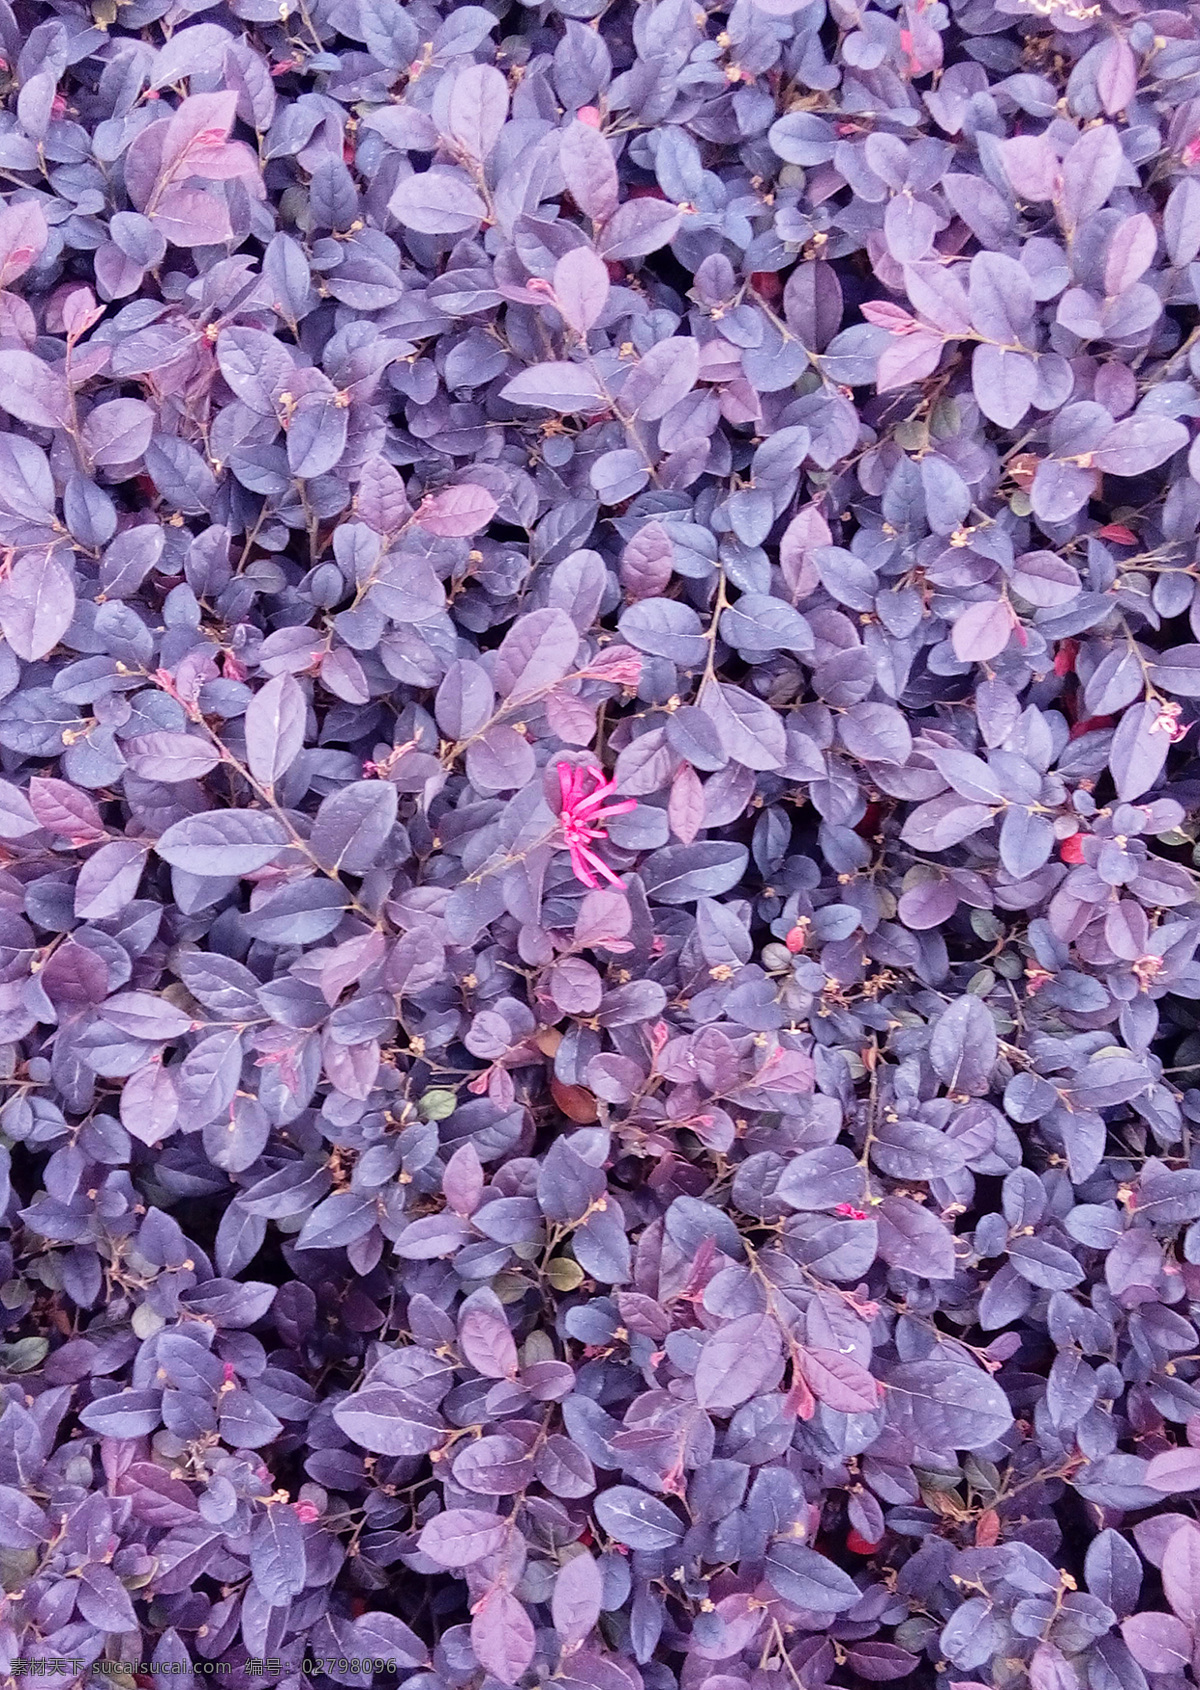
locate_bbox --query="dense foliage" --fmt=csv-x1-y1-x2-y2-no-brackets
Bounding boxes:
6,0,1200,1685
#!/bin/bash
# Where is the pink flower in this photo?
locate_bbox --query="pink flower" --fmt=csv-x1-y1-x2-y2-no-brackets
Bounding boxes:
556,762,636,889
1150,700,1189,742
583,651,643,686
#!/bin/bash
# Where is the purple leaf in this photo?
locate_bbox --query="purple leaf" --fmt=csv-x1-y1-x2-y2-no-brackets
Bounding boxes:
552,1550,603,1648
244,672,307,790
884,193,937,261
999,135,1059,201
154,810,291,876
446,63,509,161
1097,35,1138,114
418,1508,510,1568
0,349,69,428
0,547,75,660
1146,1448,1200,1493
1059,123,1123,227
494,608,580,698
553,246,610,335
1120,1613,1191,1675
876,326,943,391
471,1588,535,1686
694,1312,784,1410
459,1288,518,1379
417,482,498,537
1109,700,1171,801
969,251,1035,344
389,168,488,235
82,399,155,468
1162,1523,1200,1626
951,598,1013,663
559,121,619,223
798,1346,881,1412
124,732,223,782
972,344,1036,428
1092,414,1187,476
500,362,605,412
594,1487,685,1550
598,198,682,260
765,1543,862,1613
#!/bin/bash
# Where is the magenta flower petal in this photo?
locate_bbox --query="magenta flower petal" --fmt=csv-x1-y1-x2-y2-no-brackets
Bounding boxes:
568,844,600,888
555,759,635,888
573,780,622,815
587,798,638,820
575,842,624,888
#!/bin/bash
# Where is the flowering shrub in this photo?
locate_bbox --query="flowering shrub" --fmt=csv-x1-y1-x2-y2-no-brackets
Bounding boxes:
4,0,1200,1686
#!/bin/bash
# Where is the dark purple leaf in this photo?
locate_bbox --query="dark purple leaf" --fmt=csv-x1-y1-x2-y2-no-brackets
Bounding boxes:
155,810,291,876
765,1543,862,1613
418,1508,510,1568
552,1550,603,1647
390,168,487,234
471,1588,535,1686
0,548,75,661
694,1313,784,1410
594,1487,685,1551
501,362,605,413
